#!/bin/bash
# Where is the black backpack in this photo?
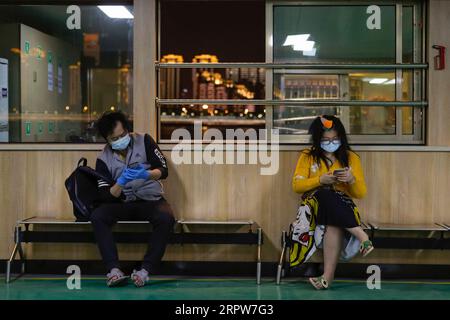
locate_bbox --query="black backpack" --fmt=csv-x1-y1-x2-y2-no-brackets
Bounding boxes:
65,158,113,221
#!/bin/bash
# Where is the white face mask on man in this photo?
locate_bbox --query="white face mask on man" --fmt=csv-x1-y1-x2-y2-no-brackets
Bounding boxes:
110,133,131,150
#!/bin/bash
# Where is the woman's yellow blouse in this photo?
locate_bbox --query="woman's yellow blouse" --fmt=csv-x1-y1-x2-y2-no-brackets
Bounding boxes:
292,149,367,199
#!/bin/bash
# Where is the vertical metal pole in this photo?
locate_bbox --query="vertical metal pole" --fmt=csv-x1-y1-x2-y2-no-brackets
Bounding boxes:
6,225,25,283
18,245,25,274
6,243,19,284
15,226,25,274
265,1,274,141
395,4,403,140
256,227,262,285
6,260,11,284
276,230,287,285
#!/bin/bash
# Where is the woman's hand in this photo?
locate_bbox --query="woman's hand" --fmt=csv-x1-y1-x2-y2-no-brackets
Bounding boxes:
334,167,355,184
319,172,337,185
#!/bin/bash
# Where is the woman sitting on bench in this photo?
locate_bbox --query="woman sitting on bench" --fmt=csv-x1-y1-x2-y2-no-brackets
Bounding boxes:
291,115,372,290
93,111,175,288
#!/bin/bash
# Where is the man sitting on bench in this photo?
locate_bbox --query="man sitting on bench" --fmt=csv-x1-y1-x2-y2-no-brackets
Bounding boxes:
93,111,175,287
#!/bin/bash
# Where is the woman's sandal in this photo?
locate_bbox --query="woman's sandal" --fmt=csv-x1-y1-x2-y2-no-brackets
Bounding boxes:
308,276,329,290
360,239,375,257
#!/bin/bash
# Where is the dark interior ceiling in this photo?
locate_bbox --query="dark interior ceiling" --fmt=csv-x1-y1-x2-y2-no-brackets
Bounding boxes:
160,1,265,62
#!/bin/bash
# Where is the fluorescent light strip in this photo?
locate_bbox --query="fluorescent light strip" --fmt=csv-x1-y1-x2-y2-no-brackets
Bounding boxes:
292,41,315,52
283,34,317,56
302,48,317,56
283,34,310,47
98,6,134,19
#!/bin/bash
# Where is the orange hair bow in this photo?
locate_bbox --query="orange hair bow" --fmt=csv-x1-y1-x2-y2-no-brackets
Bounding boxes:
320,116,333,129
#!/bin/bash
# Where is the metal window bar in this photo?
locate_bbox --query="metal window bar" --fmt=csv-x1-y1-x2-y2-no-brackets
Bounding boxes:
155,62,428,69
395,4,403,139
156,99,427,107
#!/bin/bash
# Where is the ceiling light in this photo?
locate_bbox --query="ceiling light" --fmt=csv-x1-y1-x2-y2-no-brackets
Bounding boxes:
98,6,134,19
283,34,316,56
369,78,389,84
293,41,315,52
283,34,310,47
302,48,317,56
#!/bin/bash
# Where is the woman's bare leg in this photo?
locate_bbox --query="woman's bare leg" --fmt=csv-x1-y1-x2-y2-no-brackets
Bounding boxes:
322,226,344,284
345,226,369,243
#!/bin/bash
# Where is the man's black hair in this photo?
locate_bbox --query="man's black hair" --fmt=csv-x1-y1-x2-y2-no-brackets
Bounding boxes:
96,111,131,140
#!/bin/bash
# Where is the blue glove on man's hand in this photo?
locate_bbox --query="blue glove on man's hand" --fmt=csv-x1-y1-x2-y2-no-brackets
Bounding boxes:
117,164,150,187
117,170,133,187
127,164,150,180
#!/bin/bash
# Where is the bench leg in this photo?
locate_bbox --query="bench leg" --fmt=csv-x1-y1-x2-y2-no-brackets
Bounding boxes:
6,225,25,284
256,227,262,285
6,243,19,284
18,241,25,274
276,231,287,285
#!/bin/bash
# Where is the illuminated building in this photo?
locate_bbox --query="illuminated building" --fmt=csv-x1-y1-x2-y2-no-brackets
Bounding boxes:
161,54,183,99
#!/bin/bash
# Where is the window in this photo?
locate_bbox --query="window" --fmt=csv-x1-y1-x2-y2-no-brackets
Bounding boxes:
269,2,426,144
157,1,426,144
159,1,266,140
0,4,133,143
273,5,396,63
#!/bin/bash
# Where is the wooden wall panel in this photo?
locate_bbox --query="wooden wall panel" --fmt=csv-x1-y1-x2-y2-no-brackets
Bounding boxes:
357,152,450,225
1,150,449,264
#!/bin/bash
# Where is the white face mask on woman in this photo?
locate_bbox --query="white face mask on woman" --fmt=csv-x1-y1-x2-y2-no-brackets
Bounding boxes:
320,140,341,153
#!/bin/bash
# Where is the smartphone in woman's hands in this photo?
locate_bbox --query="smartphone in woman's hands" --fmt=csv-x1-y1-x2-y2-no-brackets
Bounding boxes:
333,168,347,176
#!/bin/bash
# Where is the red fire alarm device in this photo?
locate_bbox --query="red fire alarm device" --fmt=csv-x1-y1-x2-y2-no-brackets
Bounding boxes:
432,45,446,70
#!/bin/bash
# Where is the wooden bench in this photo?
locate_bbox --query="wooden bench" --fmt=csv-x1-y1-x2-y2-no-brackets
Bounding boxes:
367,222,450,250
6,217,263,284
275,221,450,284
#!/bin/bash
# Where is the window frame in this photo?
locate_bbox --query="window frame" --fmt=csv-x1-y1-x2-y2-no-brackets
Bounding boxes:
266,0,427,145
156,0,427,145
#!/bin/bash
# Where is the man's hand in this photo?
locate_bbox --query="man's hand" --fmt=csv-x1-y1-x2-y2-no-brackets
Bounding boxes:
126,164,150,180
116,165,148,186
117,169,132,187
119,164,150,185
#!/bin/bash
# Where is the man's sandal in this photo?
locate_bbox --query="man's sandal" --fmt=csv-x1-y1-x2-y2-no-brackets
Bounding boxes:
131,269,150,288
106,268,129,287
308,276,329,290
360,240,375,257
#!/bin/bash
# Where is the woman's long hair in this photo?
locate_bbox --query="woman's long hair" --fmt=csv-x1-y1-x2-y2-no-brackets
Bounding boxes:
307,115,352,170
